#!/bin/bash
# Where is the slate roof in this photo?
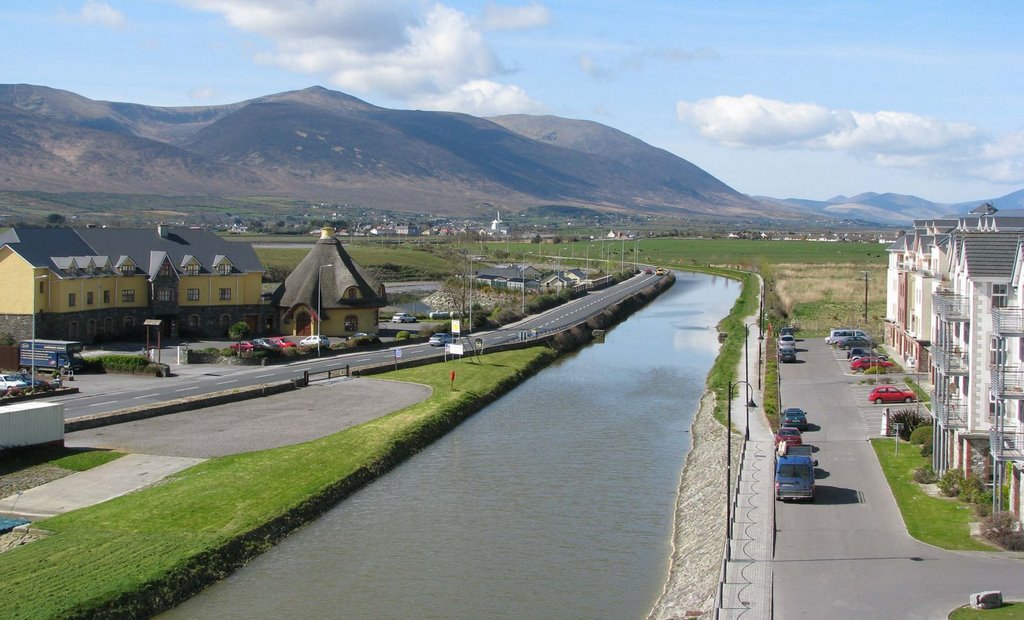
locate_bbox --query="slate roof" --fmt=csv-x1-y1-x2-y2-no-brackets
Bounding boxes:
957,232,1023,280
272,233,386,317
0,226,263,278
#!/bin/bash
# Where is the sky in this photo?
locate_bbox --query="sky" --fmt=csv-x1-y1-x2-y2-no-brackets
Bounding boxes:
3,1,1023,204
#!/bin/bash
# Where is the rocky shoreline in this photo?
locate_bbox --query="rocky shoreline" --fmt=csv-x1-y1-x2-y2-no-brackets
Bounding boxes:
647,390,728,619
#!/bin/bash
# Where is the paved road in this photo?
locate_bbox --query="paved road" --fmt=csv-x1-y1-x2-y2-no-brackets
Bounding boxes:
773,338,1024,619
49,273,661,419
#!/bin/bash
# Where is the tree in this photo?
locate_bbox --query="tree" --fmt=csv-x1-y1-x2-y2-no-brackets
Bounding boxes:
228,321,250,342
46,213,65,225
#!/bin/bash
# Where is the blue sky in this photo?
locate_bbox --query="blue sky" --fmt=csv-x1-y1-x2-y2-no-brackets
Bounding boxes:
3,1,1022,203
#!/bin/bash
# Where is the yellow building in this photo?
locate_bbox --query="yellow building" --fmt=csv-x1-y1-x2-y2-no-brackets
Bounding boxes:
0,226,266,342
272,227,387,338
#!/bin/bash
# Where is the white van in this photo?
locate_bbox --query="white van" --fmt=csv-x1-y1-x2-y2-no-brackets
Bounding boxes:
826,328,868,345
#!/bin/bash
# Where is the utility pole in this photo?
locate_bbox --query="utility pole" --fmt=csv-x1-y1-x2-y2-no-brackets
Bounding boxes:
861,270,870,323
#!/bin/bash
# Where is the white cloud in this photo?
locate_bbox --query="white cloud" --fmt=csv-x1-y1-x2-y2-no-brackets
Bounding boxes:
185,0,541,114
480,2,550,31
78,1,126,29
188,86,220,101
411,79,543,115
676,94,1024,185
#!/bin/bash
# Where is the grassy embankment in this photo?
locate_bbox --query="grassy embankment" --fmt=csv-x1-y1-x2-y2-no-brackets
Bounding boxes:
0,347,554,619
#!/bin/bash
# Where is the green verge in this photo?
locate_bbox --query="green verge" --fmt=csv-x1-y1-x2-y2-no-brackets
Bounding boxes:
0,347,555,620
950,602,1024,619
870,438,993,551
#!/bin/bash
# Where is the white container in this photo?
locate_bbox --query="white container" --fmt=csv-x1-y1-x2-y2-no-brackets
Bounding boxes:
0,401,65,449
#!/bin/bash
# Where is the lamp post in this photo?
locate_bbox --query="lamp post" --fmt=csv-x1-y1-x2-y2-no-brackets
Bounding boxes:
726,380,757,548
861,270,870,323
520,264,526,314
317,263,333,357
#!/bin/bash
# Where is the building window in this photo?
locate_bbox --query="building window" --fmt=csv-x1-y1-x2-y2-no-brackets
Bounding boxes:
158,263,172,278
345,287,359,300
185,263,199,276
123,316,135,328
68,293,76,307
86,319,96,337
103,317,112,335
122,289,136,303
120,264,134,276
39,281,45,293
220,314,231,330
219,288,231,301
990,337,1006,367
345,315,358,331
157,288,173,302
993,283,1008,309
102,289,110,304
68,321,79,339
187,288,200,301
86,291,94,305
189,314,200,328
217,264,231,275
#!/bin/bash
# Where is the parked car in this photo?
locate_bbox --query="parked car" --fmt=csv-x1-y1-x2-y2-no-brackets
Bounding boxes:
847,347,877,360
251,338,280,350
868,385,916,404
391,313,418,323
775,450,817,501
774,426,803,447
299,335,330,347
781,407,808,431
825,328,855,345
780,326,797,338
778,334,797,351
229,340,255,352
0,374,30,391
835,335,873,350
850,356,895,371
779,348,797,363
428,333,454,347
269,337,296,348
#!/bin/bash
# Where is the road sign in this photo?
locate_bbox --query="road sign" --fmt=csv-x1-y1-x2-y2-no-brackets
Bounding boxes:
451,319,461,335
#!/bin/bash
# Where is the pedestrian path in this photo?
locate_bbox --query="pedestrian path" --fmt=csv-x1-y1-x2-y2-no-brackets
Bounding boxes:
716,312,774,619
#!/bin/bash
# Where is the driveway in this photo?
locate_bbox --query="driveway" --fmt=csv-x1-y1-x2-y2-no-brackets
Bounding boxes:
772,338,1023,618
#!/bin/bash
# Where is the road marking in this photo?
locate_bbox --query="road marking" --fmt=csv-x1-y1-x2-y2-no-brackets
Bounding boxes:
175,386,200,392
356,358,371,362
134,393,159,400
89,400,118,407
255,373,274,378
216,380,238,385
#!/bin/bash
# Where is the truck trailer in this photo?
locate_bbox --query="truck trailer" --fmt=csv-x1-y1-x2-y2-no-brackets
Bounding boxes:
19,340,85,372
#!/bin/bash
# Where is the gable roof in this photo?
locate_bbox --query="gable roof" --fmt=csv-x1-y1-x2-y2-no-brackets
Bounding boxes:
956,232,1022,280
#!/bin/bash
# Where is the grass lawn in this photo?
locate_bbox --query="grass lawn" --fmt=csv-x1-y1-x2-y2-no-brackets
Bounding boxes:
257,244,456,281
0,348,553,619
950,603,1024,619
871,438,993,551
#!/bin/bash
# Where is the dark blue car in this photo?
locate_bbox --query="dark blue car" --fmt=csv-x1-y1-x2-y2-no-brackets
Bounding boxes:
781,407,808,431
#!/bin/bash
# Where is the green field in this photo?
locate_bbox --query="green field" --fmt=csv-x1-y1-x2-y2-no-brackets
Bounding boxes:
256,243,458,281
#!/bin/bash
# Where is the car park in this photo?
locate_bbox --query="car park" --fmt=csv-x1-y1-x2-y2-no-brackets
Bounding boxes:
867,385,916,404
299,335,330,347
781,407,808,430
825,328,855,345
850,356,895,371
391,313,418,323
251,338,280,350
778,334,797,351
774,426,803,447
0,374,30,391
847,347,878,360
428,333,454,347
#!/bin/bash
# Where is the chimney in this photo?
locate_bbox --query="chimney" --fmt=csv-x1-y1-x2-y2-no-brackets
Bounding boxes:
158,223,169,238
320,226,336,240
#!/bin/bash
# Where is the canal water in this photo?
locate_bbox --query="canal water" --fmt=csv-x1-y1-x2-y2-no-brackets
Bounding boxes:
164,272,739,619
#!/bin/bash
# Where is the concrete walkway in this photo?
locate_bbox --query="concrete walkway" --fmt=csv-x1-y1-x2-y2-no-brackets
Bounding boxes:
0,453,204,520
717,314,775,619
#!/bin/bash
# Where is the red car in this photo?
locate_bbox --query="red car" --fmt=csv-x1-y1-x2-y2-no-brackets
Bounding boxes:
850,356,895,371
269,337,296,348
774,426,803,447
868,385,916,404
230,340,255,352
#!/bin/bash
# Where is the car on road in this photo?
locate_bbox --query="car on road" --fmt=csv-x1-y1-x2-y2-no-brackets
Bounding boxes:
868,385,916,404
428,333,454,347
299,335,330,347
850,356,895,371
774,426,803,447
778,334,797,351
780,326,797,338
779,348,797,363
269,337,296,348
229,341,255,352
391,313,418,323
781,407,808,431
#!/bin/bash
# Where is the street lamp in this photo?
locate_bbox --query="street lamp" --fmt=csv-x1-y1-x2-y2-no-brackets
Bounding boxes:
726,380,757,547
317,263,333,357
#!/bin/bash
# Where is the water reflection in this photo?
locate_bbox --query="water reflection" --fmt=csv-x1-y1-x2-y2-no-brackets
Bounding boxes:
164,272,738,620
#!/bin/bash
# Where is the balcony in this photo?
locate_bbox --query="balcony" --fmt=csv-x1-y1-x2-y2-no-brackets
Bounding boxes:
990,366,1024,400
933,396,967,429
933,291,969,322
990,425,1024,461
932,346,969,375
993,307,1024,337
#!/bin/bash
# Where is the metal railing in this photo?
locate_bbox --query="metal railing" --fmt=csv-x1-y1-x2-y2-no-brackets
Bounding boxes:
933,396,967,429
932,291,970,321
993,307,1024,337
932,346,969,375
990,425,1024,461
990,365,1024,399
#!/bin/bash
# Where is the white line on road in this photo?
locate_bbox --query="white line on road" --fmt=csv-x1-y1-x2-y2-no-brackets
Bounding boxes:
255,373,274,378
133,393,159,400
88,400,118,407
175,387,200,392
216,380,238,385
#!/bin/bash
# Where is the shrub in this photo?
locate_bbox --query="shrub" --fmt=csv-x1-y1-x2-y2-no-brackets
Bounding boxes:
93,355,149,374
980,512,1024,551
863,366,888,375
959,474,986,504
913,466,937,484
888,408,930,441
920,442,932,458
395,331,410,340
937,468,965,497
909,424,933,446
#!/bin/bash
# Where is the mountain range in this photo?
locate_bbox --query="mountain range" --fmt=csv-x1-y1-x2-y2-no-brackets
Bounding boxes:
0,84,1017,226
